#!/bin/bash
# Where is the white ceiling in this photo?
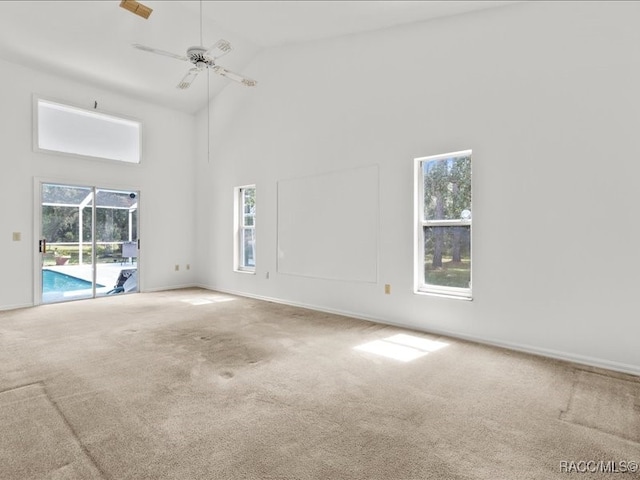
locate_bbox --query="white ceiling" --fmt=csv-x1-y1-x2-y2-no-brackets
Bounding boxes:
0,1,515,114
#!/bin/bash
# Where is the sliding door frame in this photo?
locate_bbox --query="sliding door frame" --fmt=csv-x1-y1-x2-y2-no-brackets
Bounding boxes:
33,176,143,305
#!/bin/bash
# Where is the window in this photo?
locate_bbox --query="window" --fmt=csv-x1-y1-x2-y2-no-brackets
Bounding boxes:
415,150,472,299
235,186,256,272
35,97,141,163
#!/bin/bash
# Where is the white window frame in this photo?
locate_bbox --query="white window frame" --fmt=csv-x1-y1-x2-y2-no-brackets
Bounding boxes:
234,185,256,273
414,150,472,300
33,96,142,164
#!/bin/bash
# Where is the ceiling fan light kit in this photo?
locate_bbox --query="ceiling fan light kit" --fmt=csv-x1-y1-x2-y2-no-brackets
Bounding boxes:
119,0,152,19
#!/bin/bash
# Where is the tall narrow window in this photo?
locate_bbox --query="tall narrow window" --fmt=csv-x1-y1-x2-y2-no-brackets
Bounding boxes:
415,150,472,299
235,186,256,272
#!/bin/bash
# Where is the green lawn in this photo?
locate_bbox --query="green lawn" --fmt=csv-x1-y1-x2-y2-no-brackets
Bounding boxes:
425,259,470,288
43,244,133,266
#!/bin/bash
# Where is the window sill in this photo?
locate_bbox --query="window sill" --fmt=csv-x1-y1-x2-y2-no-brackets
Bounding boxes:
234,269,256,275
414,289,473,301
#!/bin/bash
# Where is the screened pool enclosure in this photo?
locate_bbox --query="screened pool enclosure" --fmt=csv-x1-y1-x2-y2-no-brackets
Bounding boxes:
39,183,139,303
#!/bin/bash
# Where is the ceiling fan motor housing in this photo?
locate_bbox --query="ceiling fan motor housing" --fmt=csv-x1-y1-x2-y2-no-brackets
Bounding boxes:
187,46,214,67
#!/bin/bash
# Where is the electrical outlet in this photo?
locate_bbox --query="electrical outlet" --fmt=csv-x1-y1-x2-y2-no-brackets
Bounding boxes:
175,264,180,271
12,232,21,242
384,284,391,294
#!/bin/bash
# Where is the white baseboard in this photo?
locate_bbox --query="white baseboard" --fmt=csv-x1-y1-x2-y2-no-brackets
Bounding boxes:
0,284,200,311
0,302,34,312
201,285,640,378
142,283,198,293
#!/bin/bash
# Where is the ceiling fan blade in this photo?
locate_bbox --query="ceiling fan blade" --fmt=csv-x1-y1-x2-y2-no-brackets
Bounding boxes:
205,39,232,59
177,68,201,89
212,66,257,87
132,43,189,62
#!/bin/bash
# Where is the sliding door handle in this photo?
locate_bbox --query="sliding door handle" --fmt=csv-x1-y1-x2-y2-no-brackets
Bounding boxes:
39,239,47,253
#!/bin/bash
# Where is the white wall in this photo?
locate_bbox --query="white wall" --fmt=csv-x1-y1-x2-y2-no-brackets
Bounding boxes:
0,57,197,310
196,1,640,375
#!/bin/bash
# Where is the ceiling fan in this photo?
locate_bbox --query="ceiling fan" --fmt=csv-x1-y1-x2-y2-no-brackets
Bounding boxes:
132,40,256,89
130,2,256,90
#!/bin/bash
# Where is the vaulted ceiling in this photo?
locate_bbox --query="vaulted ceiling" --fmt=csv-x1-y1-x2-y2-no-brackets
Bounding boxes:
0,1,515,114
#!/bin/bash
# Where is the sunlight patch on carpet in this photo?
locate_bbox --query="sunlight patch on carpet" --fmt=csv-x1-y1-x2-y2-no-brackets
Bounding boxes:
181,296,236,306
354,334,449,362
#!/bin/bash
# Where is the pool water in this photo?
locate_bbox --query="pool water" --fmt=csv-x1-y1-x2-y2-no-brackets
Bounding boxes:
42,269,105,293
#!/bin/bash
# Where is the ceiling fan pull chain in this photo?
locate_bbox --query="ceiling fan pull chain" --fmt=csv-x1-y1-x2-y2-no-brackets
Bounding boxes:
199,0,203,47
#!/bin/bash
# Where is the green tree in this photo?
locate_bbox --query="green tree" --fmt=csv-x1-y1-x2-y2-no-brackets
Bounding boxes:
42,206,79,243
423,155,471,267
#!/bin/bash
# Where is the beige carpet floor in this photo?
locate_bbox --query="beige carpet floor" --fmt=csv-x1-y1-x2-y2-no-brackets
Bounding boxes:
1,288,638,480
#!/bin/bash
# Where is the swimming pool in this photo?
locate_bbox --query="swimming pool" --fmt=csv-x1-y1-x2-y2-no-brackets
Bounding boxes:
42,269,105,293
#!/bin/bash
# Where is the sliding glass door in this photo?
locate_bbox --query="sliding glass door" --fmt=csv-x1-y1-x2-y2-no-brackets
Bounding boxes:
39,183,139,304
94,189,139,298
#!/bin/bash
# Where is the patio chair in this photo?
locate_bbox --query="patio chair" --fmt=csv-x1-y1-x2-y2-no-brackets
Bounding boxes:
106,268,136,294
